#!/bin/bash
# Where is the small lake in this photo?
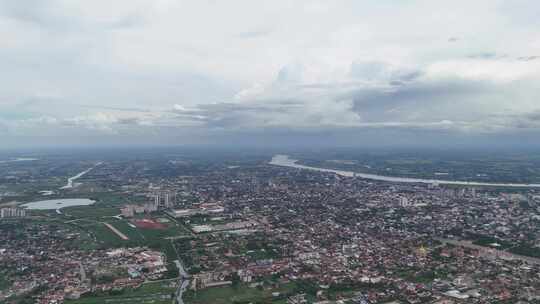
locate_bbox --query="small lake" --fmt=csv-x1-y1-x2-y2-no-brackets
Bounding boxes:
21,198,95,210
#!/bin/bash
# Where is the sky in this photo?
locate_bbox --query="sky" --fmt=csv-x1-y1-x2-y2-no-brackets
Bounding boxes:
1,0,540,149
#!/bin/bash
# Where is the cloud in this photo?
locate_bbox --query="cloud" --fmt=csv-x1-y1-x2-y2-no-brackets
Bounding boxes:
1,0,540,148
0,0,149,31
172,104,189,112
236,29,272,39
517,56,540,61
467,52,500,60
234,83,266,101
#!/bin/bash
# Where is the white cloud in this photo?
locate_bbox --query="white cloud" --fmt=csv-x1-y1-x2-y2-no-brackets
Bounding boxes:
234,83,265,101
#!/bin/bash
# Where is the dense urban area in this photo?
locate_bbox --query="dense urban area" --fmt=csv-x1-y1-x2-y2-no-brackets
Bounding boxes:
1,149,540,304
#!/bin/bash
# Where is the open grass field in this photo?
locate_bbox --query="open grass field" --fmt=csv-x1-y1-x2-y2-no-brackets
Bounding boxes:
62,211,189,280
56,197,191,247
68,215,190,249
0,275,10,291
63,205,121,219
65,281,176,304
71,219,131,248
184,283,297,304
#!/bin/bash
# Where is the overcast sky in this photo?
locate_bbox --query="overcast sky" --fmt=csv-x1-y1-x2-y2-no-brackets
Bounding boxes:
1,0,540,149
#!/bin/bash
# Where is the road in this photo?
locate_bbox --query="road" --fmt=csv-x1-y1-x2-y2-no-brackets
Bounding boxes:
103,222,129,240
79,262,86,281
170,236,190,304
173,259,190,304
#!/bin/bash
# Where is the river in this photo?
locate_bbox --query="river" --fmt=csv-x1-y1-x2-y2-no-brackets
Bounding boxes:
0,158,38,164
60,162,102,189
269,154,540,188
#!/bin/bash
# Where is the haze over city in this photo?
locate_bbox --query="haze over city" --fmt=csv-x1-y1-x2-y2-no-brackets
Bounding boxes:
5,2,540,304
1,0,540,148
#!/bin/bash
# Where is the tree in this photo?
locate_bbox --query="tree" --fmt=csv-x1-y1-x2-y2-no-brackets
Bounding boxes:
230,272,241,288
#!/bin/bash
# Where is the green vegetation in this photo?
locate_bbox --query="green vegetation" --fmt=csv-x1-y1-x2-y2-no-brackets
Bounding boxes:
66,281,176,304
63,205,121,219
63,212,189,279
509,244,540,258
404,261,455,283
471,235,513,249
184,282,297,304
0,275,10,291
468,234,540,259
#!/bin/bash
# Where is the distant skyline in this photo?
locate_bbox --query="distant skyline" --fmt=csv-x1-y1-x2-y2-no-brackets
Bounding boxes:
1,0,540,148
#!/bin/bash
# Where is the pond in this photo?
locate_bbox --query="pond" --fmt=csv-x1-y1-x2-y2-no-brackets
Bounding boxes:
21,198,95,210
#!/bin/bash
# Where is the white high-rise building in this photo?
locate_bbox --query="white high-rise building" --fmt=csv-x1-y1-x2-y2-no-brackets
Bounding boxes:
0,207,26,218
164,192,170,207
399,196,410,207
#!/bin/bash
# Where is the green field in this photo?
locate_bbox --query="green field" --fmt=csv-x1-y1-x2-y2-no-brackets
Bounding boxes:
65,281,176,304
67,216,189,251
0,275,10,291
63,205,121,219
63,212,189,280
184,283,297,304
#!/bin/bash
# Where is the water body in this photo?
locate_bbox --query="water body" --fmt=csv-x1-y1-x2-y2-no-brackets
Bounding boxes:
60,162,102,189
21,198,95,210
270,155,540,188
39,190,55,196
0,158,38,164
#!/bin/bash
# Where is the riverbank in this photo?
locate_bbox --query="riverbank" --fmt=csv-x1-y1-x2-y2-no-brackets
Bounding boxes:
61,162,103,189
269,155,540,188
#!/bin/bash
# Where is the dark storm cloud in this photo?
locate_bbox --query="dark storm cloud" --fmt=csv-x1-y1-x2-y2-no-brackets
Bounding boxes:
525,111,540,121
349,78,486,122
173,101,305,128
78,105,152,112
499,111,540,130
1,0,540,149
